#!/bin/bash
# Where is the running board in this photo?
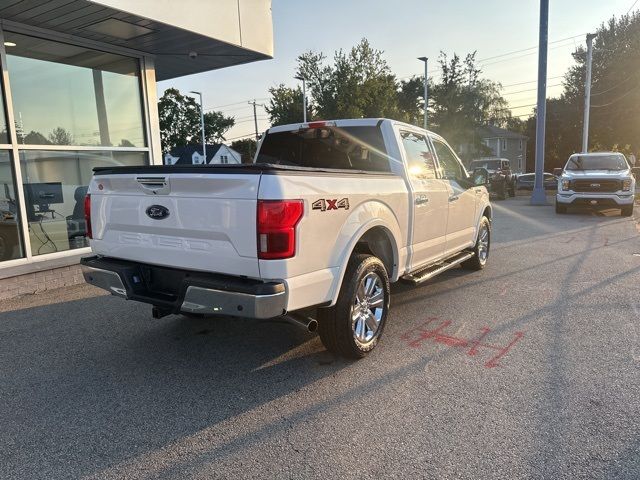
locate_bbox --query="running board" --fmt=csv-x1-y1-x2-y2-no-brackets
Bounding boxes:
402,252,475,285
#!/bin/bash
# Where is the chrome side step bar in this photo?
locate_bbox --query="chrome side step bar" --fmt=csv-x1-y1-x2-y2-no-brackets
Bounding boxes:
402,251,475,285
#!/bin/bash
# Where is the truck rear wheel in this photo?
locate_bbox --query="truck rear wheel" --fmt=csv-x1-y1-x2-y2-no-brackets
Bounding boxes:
318,254,390,359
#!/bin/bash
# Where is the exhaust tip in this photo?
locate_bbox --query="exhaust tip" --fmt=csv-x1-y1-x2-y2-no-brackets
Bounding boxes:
307,319,318,333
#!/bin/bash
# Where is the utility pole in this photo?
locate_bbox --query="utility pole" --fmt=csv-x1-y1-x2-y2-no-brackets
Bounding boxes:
248,99,264,141
294,76,307,123
582,33,597,153
418,57,428,129
531,0,549,206
190,91,206,163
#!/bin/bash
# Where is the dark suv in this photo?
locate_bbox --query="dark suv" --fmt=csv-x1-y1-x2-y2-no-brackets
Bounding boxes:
468,158,515,200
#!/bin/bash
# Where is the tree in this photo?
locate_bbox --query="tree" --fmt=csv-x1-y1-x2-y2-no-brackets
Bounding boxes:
296,38,401,119
158,88,235,152
522,12,640,171
264,39,512,161
231,138,257,163
22,131,51,145
428,52,511,158
397,76,425,125
265,84,306,126
203,111,235,144
48,127,74,145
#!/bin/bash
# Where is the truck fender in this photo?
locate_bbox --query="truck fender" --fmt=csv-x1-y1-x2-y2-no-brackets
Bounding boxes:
327,201,403,306
473,202,493,242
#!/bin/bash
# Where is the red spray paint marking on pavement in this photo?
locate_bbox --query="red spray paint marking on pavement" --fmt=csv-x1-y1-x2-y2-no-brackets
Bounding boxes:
400,317,524,368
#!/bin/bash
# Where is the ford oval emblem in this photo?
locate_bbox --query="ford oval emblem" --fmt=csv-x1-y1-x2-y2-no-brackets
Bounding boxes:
146,205,170,220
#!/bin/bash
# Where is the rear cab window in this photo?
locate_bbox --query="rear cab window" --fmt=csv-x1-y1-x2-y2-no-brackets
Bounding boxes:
256,126,390,172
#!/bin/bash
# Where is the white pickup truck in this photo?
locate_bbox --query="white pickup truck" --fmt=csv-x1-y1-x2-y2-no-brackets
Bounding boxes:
81,119,492,358
555,152,635,216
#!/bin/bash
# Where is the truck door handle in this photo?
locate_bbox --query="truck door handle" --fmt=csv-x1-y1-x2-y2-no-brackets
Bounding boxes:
415,195,429,205
449,195,459,202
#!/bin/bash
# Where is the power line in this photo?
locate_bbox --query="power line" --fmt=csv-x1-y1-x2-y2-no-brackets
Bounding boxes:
502,83,563,96
396,34,584,81
478,40,580,68
591,83,640,108
225,132,262,142
204,98,268,111
476,33,585,63
501,75,564,88
234,117,269,125
591,73,637,96
627,0,639,15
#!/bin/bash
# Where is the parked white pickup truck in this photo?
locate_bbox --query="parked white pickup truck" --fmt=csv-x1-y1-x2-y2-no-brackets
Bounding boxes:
81,119,492,358
555,152,635,216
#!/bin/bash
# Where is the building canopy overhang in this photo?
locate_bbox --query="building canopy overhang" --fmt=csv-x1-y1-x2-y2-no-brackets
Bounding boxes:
0,0,273,80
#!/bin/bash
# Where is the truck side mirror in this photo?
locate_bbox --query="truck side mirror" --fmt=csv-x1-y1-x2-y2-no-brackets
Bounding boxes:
553,168,563,176
473,167,489,186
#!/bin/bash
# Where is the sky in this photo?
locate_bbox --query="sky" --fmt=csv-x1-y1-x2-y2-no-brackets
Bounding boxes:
159,0,636,142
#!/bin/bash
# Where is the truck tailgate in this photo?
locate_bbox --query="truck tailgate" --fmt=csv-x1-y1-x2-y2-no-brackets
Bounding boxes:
88,172,260,278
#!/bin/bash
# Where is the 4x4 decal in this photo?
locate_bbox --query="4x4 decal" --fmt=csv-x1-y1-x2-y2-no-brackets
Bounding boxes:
312,198,350,211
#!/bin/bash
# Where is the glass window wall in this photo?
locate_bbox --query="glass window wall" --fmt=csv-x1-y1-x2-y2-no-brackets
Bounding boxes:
0,151,23,261
5,32,146,148
19,150,147,255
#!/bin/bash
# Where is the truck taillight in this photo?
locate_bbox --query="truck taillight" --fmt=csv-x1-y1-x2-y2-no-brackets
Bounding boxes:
257,200,303,259
84,193,92,239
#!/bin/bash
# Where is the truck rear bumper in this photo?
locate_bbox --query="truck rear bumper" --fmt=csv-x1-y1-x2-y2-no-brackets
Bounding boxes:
80,256,287,319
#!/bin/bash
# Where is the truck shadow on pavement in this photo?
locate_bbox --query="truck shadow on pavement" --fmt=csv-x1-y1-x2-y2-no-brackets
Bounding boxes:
0,296,353,479
2,203,639,478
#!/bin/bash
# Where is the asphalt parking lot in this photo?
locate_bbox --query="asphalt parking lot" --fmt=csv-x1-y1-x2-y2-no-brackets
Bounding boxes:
1,196,639,480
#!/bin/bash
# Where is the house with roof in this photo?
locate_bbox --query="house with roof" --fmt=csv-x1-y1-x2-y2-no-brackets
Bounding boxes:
476,125,528,174
164,144,242,165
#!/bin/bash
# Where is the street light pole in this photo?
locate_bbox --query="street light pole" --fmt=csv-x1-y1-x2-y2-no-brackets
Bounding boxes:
295,76,307,123
190,91,206,164
582,33,597,153
418,57,428,129
530,0,549,205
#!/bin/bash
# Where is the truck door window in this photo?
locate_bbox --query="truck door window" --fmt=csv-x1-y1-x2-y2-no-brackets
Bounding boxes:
400,131,437,179
432,139,466,181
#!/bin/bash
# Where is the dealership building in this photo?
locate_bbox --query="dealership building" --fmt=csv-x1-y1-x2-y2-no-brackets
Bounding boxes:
0,0,273,300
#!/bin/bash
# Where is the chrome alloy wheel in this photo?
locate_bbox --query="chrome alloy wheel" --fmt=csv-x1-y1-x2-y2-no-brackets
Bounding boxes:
351,272,385,345
477,223,490,264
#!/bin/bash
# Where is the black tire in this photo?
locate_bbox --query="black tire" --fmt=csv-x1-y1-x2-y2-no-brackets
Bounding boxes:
498,181,507,200
462,216,491,271
508,181,516,197
317,254,390,359
621,205,634,217
555,201,567,214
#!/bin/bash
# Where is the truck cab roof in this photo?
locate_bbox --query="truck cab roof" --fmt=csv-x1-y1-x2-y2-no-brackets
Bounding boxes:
266,118,446,142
